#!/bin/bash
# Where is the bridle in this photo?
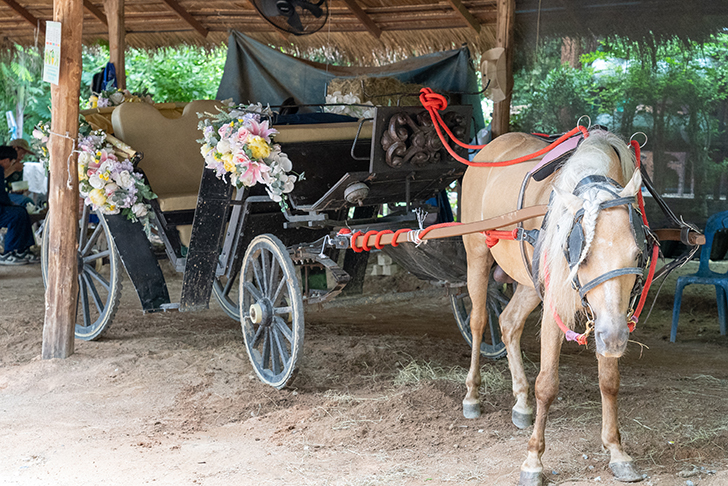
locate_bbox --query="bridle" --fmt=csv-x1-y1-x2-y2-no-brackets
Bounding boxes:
564,175,652,313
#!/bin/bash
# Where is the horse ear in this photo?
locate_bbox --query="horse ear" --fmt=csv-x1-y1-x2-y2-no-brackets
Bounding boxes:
554,187,583,214
619,170,643,198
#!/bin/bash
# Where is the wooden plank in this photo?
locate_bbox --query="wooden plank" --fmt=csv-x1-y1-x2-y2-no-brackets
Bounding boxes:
446,0,480,33
159,0,208,38
42,0,84,360
83,0,107,25
0,0,45,32
341,0,381,38
491,0,514,138
104,0,125,89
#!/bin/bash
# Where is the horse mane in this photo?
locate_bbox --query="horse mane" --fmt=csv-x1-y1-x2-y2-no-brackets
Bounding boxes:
538,130,636,329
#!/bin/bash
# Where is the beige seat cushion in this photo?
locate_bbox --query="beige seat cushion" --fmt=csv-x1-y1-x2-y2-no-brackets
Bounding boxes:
112,100,224,210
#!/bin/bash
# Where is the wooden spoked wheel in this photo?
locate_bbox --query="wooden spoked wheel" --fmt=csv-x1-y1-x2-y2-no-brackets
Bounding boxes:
240,234,303,389
41,205,122,341
212,267,241,320
450,273,512,360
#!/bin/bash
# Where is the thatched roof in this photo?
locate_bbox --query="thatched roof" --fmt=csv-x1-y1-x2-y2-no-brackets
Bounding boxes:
0,1,725,63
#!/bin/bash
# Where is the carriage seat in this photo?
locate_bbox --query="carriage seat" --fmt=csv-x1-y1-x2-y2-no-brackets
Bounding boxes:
111,99,225,213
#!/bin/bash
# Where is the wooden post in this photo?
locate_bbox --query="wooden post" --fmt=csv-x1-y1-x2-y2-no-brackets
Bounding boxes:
491,0,515,138
104,0,125,90
42,0,83,360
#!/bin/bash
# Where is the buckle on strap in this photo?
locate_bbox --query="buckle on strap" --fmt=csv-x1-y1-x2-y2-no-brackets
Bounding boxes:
516,227,540,246
578,267,645,300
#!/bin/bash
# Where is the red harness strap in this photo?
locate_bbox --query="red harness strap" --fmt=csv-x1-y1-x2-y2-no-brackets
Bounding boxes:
418,87,589,167
483,228,519,248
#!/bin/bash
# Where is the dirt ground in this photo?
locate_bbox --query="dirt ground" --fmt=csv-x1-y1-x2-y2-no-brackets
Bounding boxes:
1,256,728,486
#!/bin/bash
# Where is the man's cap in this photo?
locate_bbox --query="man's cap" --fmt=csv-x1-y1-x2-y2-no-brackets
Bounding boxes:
9,138,36,156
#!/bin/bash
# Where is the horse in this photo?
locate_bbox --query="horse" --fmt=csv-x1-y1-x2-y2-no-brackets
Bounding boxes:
461,129,646,485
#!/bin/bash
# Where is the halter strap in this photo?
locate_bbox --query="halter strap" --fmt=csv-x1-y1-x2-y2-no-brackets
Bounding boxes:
578,267,645,300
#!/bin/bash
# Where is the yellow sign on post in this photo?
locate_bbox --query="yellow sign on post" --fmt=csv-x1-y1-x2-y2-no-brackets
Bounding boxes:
43,21,62,85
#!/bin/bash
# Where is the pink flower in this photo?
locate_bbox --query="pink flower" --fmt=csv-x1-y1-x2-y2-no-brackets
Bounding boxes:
248,119,277,143
218,123,233,139
240,160,271,187
235,127,250,145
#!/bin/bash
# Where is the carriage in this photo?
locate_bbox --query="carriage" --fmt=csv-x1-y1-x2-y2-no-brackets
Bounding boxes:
40,98,510,389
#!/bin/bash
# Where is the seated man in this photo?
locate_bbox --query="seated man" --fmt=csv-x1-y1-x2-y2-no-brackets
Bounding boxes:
7,138,36,208
0,145,36,265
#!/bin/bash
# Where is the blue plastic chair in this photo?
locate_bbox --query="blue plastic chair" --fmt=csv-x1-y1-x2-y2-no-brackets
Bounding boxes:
671,210,728,342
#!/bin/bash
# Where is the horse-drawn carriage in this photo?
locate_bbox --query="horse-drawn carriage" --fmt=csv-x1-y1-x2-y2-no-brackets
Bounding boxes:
41,98,509,389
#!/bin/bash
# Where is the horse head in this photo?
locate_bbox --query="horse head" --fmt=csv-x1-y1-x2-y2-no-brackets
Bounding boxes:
554,169,644,357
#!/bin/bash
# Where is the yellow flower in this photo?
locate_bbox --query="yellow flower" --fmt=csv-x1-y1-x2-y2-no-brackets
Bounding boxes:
78,163,87,181
99,173,110,181
89,95,98,109
248,136,271,159
222,153,235,172
88,188,106,207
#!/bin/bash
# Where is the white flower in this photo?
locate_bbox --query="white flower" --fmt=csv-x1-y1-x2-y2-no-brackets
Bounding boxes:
114,170,135,189
110,91,125,104
131,203,148,218
283,175,296,193
216,139,231,154
99,160,114,174
88,173,105,189
277,153,292,172
265,187,283,202
78,152,95,167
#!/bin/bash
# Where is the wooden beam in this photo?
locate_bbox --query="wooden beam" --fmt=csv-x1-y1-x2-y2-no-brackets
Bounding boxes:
104,0,125,89
159,0,208,38
0,0,45,33
341,0,381,38
83,0,107,26
491,0,514,138
43,0,84,360
446,0,480,33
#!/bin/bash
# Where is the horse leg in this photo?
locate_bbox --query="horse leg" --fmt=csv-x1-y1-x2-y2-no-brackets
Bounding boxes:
499,284,541,429
598,355,644,483
462,238,494,419
519,314,563,486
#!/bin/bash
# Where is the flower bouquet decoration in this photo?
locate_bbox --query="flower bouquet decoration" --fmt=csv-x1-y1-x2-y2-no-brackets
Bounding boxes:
77,130,157,229
197,102,301,211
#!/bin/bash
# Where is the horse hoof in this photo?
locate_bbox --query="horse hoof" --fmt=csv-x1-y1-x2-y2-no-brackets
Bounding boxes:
462,400,481,419
512,409,533,429
518,470,544,486
609,461,644,482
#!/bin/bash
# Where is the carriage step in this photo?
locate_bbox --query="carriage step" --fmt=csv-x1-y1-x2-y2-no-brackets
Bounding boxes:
160,303,180,311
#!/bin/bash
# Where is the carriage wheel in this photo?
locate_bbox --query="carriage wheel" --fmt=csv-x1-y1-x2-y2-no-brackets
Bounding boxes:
240,234,304,389
41,205,122,341
212,267,241,320
450,273,512,360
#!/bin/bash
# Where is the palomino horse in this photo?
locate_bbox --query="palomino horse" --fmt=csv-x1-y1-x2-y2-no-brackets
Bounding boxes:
461,130,646,485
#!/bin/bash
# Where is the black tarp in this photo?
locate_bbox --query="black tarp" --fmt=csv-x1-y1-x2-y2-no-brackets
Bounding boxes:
216,31,485,133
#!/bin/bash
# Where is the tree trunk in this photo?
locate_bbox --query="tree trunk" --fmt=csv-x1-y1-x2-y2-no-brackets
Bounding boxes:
42,0,84,359
491,0,514,138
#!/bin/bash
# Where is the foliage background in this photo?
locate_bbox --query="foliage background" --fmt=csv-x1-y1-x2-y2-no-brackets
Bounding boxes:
0,33,725,218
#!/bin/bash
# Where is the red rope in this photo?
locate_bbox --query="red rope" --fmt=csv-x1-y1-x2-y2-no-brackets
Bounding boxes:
374,230,393,250
389,228,411,247
543,255,588,345
418,87,589,167
482,228,519,248
360,230,379,252
350,231,364,253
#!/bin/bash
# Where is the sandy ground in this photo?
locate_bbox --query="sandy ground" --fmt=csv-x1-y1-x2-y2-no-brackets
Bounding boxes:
1,257,728,486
